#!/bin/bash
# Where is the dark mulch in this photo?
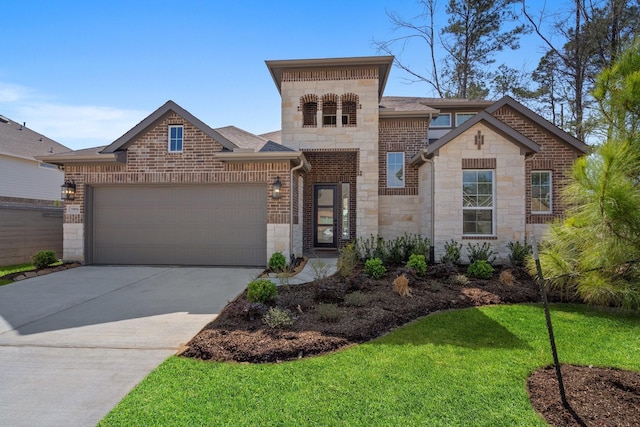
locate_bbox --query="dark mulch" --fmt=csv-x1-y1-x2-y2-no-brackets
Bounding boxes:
529,365,640,426
183,265,545,364
182,264,638,426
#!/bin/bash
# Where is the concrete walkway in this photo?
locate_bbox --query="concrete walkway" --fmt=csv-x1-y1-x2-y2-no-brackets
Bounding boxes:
0,266,261,427
266,257,338,285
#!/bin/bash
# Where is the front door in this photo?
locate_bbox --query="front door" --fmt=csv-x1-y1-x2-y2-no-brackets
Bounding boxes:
313,184,337,248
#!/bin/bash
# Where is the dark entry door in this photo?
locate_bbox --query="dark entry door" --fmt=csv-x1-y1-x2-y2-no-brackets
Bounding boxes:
313,184,337,248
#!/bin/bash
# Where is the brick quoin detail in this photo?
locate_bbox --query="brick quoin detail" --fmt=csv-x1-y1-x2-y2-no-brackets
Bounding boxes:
491,106,582,223
302,150,358,251
379,118,429,196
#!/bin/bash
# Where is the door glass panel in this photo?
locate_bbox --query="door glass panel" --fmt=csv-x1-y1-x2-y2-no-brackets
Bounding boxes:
315,186,336,247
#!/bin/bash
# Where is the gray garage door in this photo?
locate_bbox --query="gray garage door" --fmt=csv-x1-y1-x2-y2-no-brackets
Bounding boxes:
90,184,267,266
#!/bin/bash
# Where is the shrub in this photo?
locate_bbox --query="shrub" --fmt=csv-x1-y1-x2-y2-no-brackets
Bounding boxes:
467,260,495,279
32,250,57,269
406,254,427,276
337,243,358,278
246,279,278,303
263,307,294,329
441,240,462,264
343,291,368,307
452,274,470,285
316,303,340,322
507,240,532,267
393,274,411,297
364,257,386,279
268,252,286,272
310,259,330,280
499,270,516,286
466,242,497,264
225,299,268,321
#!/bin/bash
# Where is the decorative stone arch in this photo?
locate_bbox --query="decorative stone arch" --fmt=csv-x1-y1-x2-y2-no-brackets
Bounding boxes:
341,93,359,126
321,93,338,127
299,94,318,127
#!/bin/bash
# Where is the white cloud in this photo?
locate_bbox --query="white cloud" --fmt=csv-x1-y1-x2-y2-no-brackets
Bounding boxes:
15,103,146,149
0,81,147,150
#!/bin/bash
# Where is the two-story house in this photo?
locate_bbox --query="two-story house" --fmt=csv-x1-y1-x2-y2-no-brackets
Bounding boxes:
41,56,588,266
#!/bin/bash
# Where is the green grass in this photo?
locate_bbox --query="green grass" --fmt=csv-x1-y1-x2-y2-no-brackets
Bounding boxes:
0,261,62,286
100,304,640,426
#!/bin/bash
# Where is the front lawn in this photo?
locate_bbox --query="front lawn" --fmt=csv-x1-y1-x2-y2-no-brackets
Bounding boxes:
100,304,640,426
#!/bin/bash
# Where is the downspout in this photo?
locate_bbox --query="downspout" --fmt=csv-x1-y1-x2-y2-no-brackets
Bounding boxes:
289,160,305,265
420,149,436,264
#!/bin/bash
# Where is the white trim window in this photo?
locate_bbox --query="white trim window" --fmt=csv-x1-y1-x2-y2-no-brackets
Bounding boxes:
531,171,552,214
168,125,183,152
430,113,451,128
387,152,405,188
463,170,494,235
456,112,476,126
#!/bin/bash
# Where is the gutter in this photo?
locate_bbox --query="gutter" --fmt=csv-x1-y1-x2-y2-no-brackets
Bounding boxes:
415,148,436,263
289,161,307,264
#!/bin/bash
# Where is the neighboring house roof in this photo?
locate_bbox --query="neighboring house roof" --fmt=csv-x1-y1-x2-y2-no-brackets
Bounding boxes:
102,100,237,153
417,98,494,109
410,110,541,165
486,96,589,154
0,114,69,161
265,56,394,102
260,130,281,144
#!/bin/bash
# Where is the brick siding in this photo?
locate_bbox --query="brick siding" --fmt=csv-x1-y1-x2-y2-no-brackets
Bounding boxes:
302,150,358,250
378,118,429,196
491,106,582,224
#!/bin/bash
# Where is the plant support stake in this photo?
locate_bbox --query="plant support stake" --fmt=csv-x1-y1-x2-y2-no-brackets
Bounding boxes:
531,236,569,410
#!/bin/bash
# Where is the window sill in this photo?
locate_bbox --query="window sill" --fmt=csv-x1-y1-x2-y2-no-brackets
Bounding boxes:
531,211,553,215
462,235,498,240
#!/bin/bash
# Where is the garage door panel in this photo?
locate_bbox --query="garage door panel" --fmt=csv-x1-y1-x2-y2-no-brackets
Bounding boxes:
92,185,267,266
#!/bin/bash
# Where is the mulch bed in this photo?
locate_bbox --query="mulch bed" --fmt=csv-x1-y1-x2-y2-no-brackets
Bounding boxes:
182,264,639,426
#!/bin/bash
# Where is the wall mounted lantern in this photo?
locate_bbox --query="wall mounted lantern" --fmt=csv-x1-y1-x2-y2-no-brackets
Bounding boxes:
61,180,76,201
272,177,282,199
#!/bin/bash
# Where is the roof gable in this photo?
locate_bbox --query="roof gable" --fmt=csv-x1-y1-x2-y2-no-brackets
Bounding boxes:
102,100,237,153
486,96,589,154
427,111,540,156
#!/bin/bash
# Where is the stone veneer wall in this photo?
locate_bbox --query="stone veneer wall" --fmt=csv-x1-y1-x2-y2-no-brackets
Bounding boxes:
378,118,429,239
62,112,291,264
432,123,527,263
280,68,380,242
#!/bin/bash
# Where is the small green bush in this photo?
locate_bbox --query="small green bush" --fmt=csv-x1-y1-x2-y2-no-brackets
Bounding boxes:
246,279,278,303
316,303,340,322
344,291,368,307
263,307,294,329
441,240,462,264
268,252,287,272
337,243,359,278
406,254,427,276
364,257,386,279
32,250,57,269
467,260,495,279
466,242,497,264
507,240,532,267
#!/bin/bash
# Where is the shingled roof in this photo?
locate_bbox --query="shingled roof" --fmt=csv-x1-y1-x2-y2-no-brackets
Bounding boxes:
0,115,69,161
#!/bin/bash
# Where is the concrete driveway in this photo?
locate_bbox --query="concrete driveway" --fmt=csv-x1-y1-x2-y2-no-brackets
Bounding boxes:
0,265,261,427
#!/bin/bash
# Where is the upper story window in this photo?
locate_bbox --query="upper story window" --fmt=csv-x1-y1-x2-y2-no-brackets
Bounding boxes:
300,94,318,127
322,94,338,127
532,171,552,214
463,170,494,235
168,125,183,152
341,93,358,127
387,152,405,188
456,113,476,127
430,113,451,128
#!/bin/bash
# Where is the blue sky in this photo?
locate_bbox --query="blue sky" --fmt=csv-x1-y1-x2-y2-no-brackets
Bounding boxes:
0,0,559,150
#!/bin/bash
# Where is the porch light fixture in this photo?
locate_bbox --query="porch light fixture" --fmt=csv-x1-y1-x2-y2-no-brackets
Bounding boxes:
61,180,76,201
272,176,282,199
